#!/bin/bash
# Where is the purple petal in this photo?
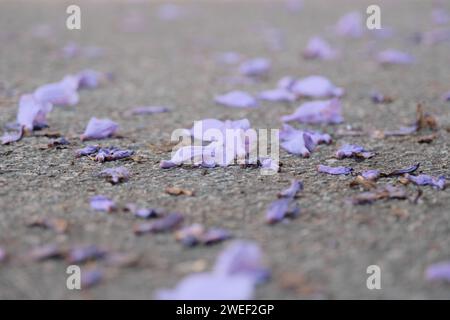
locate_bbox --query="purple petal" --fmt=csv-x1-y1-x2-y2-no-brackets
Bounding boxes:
99,166,130,184
280,124,331,145
125,203,164,219
126,106,170,116
190,118,250,141
81,117,119,141
75,69,108,89
1,126,24,145
258,88,296,102
80,267,103,288
335,12,364,38
291,76,344,98
239,58,271,77
336,144,374,159
303,36,338,60
361,170,381,181
214,91,258,108
281,132,315,157
17,94,53,131
156,273,254,300
386,163,420,176
0,247,7,263
376,50,414,65
383,125,418,136
33,76,79,106
281,99,343,124
425,261,450,282
317,165,353,175
134,212,184,235
67,245,106,264
432,8,450,25
75,145,100,157
213,241,270,283
278,179,303,198
201,228,232,245
216,51,242,65
265,198,300,224
259,157,280,173
406,174,446,190
277,76,297,91
90,195,116,212
442,91,450,102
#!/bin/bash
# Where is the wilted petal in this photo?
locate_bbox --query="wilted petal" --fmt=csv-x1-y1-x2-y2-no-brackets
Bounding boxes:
432,8,450,25
303,36,338,60
75,145,100,157
76,69,108,89
156,273,254,300
335,12,364,38
406,174,446,190
17,94,53,131
281,99,343,124
99,166,130,184
80,267,103,288
259,157,280,173
376,50,414,65
425,261,450,282
383,125,417,137
361,170,381,181
126,106,170,116
34,76,79,106
281,132,315,157
125,203,164,219
278,179,303,198
214,91,258,108
216,51,242,65
277,76,297,91
81,117,119,141
239,58,271,77
1,126,24,145
280,124,331,145
90,195,116,212
202,228,232,245
317,165,353,175
134,212,184,235
67,245,106,264
258,88,296,102
291,76,344,98
386,163,420,176
213,241,270,283
265,198,300,224
336,144,374,159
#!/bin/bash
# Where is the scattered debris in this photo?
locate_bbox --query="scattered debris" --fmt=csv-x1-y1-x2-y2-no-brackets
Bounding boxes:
165,186,195,196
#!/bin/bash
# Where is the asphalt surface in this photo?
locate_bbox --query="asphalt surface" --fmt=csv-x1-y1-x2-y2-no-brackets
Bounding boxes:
1,0,450,299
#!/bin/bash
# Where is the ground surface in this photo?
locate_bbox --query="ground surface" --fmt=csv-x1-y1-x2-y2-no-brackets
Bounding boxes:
1,0,450,299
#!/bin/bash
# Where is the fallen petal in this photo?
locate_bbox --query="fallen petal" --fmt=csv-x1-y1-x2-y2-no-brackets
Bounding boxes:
99,166,130,184
214,91,258,108
425,261,450,282
291,76,344,98
278,180,303,198
281,99,343,124
90,195,116,212
239,58,271,77
81,117,119,141
134,212,184,235
317,165,353,175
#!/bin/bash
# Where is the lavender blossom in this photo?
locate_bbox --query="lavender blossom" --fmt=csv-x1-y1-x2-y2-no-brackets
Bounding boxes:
291,76,344,98
239,58,271,77
425,261,450,282
376,50,414,65
317,165,353,175
406,174,446,190
90,195,116,212
81,117,119,141
303,36,337,60
214,91,258,108
99,166,130,184
281,99,343,124
17,94,53,131
336,144,374,159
